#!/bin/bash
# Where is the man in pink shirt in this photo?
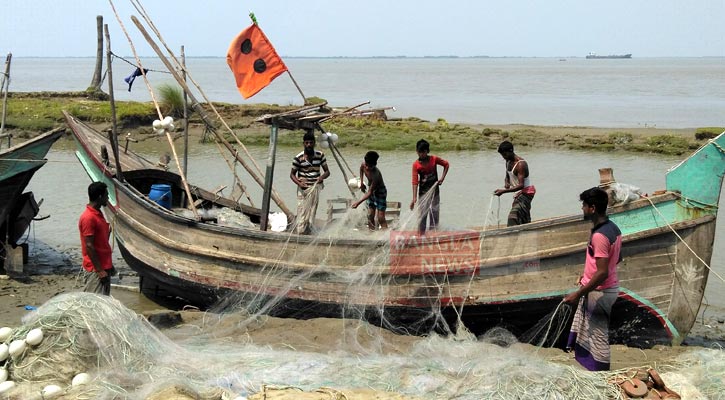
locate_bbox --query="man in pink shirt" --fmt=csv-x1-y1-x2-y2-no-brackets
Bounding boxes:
78,182,116,295
563,187,621,371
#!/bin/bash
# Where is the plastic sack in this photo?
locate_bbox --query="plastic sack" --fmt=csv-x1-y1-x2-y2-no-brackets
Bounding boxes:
268,212,288,232
610,182,642,204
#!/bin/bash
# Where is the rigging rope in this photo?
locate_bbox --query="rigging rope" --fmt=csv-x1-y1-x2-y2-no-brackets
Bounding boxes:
645,196,724,283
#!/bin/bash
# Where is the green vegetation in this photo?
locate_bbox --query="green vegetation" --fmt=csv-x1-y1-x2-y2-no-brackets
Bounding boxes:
1,92,714,156
157,83,185,118
695,127,724,141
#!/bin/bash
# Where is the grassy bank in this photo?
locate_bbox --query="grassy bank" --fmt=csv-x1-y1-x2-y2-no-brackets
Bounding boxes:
3,92,722,155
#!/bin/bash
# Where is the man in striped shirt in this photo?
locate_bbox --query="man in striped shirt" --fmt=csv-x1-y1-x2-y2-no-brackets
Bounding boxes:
290,131,330,234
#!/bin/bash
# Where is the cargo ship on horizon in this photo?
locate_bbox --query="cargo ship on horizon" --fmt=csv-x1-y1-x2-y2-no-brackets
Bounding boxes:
586,52,632,59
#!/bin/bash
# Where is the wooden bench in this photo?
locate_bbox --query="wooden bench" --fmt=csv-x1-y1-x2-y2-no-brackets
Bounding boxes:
326,198,401,227
385,201,401,225
326,197,352,223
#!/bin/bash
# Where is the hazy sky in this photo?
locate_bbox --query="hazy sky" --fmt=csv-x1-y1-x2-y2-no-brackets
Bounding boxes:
2,0,724,58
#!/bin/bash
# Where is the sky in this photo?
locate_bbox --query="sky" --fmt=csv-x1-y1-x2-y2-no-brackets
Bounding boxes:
2,0,724,58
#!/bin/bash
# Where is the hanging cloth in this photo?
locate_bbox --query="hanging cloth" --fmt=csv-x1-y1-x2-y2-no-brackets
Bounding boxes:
124,67,149,92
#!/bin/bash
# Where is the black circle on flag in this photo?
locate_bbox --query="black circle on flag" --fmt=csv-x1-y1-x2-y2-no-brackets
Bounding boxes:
241,39,252,54
254,59,267,73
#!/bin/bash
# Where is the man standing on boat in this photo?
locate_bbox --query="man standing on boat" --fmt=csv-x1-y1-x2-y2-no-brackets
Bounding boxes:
563,187,621,371
410,139,450,234
78,181,116,295
290,131,330,234
494,141,536,226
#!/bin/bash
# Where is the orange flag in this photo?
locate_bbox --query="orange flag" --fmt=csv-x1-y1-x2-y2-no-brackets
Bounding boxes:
226,23,288,99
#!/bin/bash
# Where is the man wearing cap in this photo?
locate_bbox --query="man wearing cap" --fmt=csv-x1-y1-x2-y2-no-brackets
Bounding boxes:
290,131,330,234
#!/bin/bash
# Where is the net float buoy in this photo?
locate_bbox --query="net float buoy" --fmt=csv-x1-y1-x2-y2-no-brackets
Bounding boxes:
0,344,8,362
0,327,12,342
42,384,63,399
621,378,648,398
8,340,26,359
152,119,162,130
72,372,91,386
0,368,7,383
162,116,174,128
25,328,43,346
0,381,15,394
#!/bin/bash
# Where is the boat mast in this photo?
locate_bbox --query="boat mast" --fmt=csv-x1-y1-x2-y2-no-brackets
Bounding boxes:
104,24,124,183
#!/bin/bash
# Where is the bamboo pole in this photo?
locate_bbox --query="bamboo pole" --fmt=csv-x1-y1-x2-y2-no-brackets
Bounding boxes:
181,45,189,178
130,15,292,217
286,70,307,105
0,53,12,148
104,24,124,183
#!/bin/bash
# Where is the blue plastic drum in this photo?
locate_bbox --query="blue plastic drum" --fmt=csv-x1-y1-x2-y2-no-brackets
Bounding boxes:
148,184,172,209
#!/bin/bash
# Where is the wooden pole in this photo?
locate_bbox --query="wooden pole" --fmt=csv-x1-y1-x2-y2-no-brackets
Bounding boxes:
0,53,11,148
104,25,123,183
130,15,292,218
89,16,104,91
286,71,307,105
181,45,189,177
260,123,279,231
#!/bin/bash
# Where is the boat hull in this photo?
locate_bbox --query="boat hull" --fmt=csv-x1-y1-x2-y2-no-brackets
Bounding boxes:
0,129,64,260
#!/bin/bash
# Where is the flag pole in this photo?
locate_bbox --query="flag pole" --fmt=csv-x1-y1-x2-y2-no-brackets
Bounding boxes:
249,12,307,104
287,71,308,105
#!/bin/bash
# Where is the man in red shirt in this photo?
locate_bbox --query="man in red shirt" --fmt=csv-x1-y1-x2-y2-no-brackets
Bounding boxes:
78,182,116,295
564,187,621,371
410,139,450,234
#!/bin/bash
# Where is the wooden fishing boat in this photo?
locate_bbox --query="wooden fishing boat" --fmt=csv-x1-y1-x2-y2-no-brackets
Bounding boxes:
66,111,725,348
0,128,64,267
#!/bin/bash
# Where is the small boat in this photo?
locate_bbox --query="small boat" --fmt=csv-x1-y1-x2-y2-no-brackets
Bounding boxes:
65,110,725,348
586,52,632,59
0,128,65,268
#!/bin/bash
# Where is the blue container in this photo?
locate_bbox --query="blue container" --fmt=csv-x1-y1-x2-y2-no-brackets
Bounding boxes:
149,184,172,209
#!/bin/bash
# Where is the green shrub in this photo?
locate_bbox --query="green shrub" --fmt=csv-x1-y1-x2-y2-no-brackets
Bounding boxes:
157,83,185,118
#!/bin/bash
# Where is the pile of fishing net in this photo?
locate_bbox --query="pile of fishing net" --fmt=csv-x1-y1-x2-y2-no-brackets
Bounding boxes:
0,292,239,399
1,292,723,399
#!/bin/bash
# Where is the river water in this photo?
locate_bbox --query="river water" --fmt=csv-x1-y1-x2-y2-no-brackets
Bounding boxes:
26,139,725,311
8,56,725,128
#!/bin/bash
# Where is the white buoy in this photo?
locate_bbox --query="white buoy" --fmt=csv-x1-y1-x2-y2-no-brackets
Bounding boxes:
162,116,174,128
0,368,7,383
152,119,162,130
167,123,175,132
71,373,91,386
320,139,330,149
0,381,15,394
25,328,43,346
0,327,12,342
330,133,339,143
8,340,26,359
0,344,8,362
42,384,63,399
